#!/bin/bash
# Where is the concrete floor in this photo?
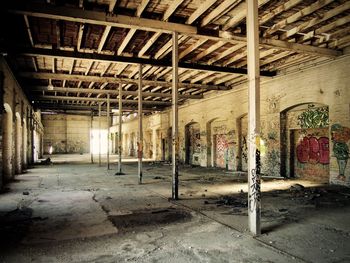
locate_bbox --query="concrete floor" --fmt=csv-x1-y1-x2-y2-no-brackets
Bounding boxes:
0,154,350,263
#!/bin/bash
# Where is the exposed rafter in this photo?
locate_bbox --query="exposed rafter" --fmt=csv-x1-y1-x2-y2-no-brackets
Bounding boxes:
19,72,231,90
10,47,276,76
7,2,342,57
28,86,203,99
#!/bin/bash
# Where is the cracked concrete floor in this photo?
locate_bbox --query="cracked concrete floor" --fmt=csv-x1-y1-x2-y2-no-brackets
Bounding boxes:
0,154,350,263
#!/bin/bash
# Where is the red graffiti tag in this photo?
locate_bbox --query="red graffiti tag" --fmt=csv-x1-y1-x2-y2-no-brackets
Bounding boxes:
296,136,329,164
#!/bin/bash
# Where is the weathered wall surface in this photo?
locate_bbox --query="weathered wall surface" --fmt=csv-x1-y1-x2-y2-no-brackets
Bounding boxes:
42,114,107,154
117,55,350,186
0,57,43,185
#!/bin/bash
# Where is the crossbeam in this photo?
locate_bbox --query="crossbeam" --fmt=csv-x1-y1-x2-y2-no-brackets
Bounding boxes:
35,95,172,106
19,72,230,90
6,2,342,57
28,86,203,99
9,47,275,76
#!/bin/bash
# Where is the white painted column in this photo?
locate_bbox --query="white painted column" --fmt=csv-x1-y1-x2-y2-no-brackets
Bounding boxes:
247,0,261,236
172,31,179,200
138,64,143,184
107,94,110,170
116,83,124,175
98,102,102,166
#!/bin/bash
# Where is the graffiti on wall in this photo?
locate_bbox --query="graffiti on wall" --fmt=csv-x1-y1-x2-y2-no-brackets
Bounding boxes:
297,105,329,129
241,135,248,170
249,149,261,212
296,136,330,164
294,128,329,180
331,124,350,178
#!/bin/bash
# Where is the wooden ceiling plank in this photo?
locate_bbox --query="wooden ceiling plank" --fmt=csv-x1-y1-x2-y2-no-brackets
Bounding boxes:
97,26,112,53
201,0,241,27
281,1,350,40
10,4,341,57
263,0,335,37
260,38,341,57
23,15,34,46
31,86,202,99
20,71,229,90
207,43,245,65
37,95,171,105
136,0,150,17
179,38,208,59
109,0,117,13
154,35,187,59
138,32,162,57
77,24,84,52
118,28,137,55
186,0,216,24
222,0,269,30
193,40,226,61
260,0,303,25
163,0,185,21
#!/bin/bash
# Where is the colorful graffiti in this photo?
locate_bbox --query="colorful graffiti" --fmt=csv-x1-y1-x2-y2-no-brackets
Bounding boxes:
297,105,329,129
331,124,350,178
216,134,228,168
296,136,330,164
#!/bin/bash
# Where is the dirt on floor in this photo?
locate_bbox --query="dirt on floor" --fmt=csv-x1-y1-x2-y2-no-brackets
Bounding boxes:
0,154,350,263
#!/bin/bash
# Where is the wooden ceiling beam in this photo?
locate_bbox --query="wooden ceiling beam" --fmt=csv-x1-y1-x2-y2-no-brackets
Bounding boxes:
97,26,112,53
263,0,335,37
23,15,34,46
192,40,226,61
36,95,172,105
179,38,207,59
222,0,269,30
13,47,276,75
260,0,303,25
200,0,240,27
163,0,185,21
19,72,230,90
186,0,216,24
109,0,117,13
29,86,203,99
207,43,245,65
37,103,159,112
8,3,342,57
8,3,196,34
280,2,350,40
136,0,150,17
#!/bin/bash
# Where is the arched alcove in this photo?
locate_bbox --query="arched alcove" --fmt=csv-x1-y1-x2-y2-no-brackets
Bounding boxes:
185,122,201,165
15,112,22,174
22,118,27,170
280,103,329,181
2,103,13,180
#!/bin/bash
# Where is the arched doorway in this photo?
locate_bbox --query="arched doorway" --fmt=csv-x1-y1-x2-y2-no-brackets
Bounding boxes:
280,103,330,181
15,112,22,174
2,103,13,181
22,118,27,170
185,122,200,165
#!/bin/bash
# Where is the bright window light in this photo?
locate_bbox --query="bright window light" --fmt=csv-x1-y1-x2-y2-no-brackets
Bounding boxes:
90,129,108,154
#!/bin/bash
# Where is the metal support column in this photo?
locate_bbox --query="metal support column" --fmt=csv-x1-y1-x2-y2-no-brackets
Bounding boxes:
247,0,261,236
98,102,102,166
115,83,124,175
107,94,110,170
138,64,143,184
172,31,179,200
